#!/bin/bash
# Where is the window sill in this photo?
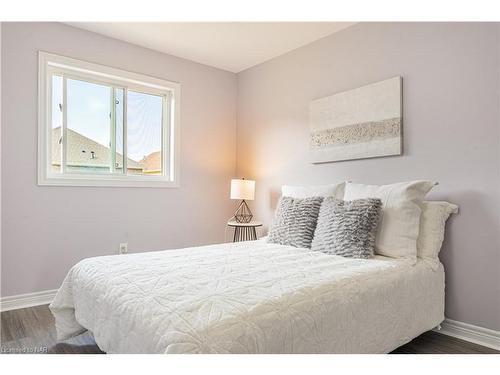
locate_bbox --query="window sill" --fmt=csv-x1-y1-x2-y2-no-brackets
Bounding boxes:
38,175,179,188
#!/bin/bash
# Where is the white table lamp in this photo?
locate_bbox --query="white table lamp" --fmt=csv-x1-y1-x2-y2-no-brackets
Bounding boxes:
230,178,255,223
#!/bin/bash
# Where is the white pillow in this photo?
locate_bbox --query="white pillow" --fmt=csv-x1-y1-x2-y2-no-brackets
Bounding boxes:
282,182,346,199
417,201,458,269
343,180,435,262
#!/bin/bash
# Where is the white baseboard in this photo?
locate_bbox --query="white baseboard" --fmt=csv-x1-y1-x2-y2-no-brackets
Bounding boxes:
435,318,500,351
0,289,58,312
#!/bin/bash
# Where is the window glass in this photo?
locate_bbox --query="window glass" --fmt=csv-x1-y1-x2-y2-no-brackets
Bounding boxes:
66,78,111,174
127,90,163,176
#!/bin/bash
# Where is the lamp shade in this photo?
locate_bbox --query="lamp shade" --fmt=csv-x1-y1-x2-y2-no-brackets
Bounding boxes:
230,179,255,200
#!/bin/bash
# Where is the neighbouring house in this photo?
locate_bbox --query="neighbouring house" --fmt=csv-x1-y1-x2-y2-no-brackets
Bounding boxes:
51,127,154,174
139,151,161,175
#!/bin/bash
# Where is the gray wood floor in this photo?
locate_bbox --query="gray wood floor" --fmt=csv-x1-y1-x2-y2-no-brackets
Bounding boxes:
1,305,498,354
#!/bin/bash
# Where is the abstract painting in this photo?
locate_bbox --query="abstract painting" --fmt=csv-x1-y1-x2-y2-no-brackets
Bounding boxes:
309,76,402,163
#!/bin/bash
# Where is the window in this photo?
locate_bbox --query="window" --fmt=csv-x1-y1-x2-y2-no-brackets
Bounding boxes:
38,52,180,187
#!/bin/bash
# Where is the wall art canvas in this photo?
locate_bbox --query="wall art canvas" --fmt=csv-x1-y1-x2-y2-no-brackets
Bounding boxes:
309,76,402,163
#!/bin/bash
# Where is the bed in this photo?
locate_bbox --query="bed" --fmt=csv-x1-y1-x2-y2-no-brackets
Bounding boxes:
50,239,445,353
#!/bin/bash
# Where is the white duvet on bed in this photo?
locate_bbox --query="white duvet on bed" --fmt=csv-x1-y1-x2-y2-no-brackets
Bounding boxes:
50,240,444,353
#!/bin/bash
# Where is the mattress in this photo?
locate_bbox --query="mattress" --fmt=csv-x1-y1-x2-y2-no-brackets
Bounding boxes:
50,240,445,353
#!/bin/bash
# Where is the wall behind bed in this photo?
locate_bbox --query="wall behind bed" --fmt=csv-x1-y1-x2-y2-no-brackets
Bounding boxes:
236,23,500,331
1,22,237,297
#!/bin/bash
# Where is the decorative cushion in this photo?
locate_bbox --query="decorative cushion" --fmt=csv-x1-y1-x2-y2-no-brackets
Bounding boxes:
267,196,324,248
281,182,346,199
311,198,383,259
343,180,435,262
417,201,458,269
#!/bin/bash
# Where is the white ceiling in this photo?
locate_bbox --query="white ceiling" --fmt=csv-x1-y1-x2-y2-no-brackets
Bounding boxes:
67,22,355,73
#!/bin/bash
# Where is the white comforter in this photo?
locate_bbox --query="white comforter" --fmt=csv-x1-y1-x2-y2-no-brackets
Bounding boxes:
50,240,444,353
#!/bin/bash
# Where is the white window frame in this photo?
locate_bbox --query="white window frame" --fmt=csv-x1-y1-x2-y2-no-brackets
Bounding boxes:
38,51,180,188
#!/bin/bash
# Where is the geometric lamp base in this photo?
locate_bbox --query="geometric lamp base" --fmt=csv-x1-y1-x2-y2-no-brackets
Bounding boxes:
234,200,253,223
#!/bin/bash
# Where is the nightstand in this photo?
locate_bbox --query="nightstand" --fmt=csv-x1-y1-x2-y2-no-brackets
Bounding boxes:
227,220,263,242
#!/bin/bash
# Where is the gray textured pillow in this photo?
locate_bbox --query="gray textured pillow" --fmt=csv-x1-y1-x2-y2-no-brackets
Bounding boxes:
267,196,324,248
311,198,382,259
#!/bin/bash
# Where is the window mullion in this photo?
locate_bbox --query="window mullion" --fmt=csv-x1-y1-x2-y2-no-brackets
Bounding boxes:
123,88,128,175
61,76,68,174
110,87,116,173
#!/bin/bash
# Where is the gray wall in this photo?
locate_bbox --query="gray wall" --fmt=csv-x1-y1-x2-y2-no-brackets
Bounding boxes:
237,23,500,331
1,23,237,296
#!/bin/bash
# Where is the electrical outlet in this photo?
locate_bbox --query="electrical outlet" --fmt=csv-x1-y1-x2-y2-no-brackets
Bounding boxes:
119,243,128,254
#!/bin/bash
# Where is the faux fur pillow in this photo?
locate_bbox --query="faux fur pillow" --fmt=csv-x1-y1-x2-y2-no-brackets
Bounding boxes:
267,196,324,248
311,198,383,259
343,181,435,262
